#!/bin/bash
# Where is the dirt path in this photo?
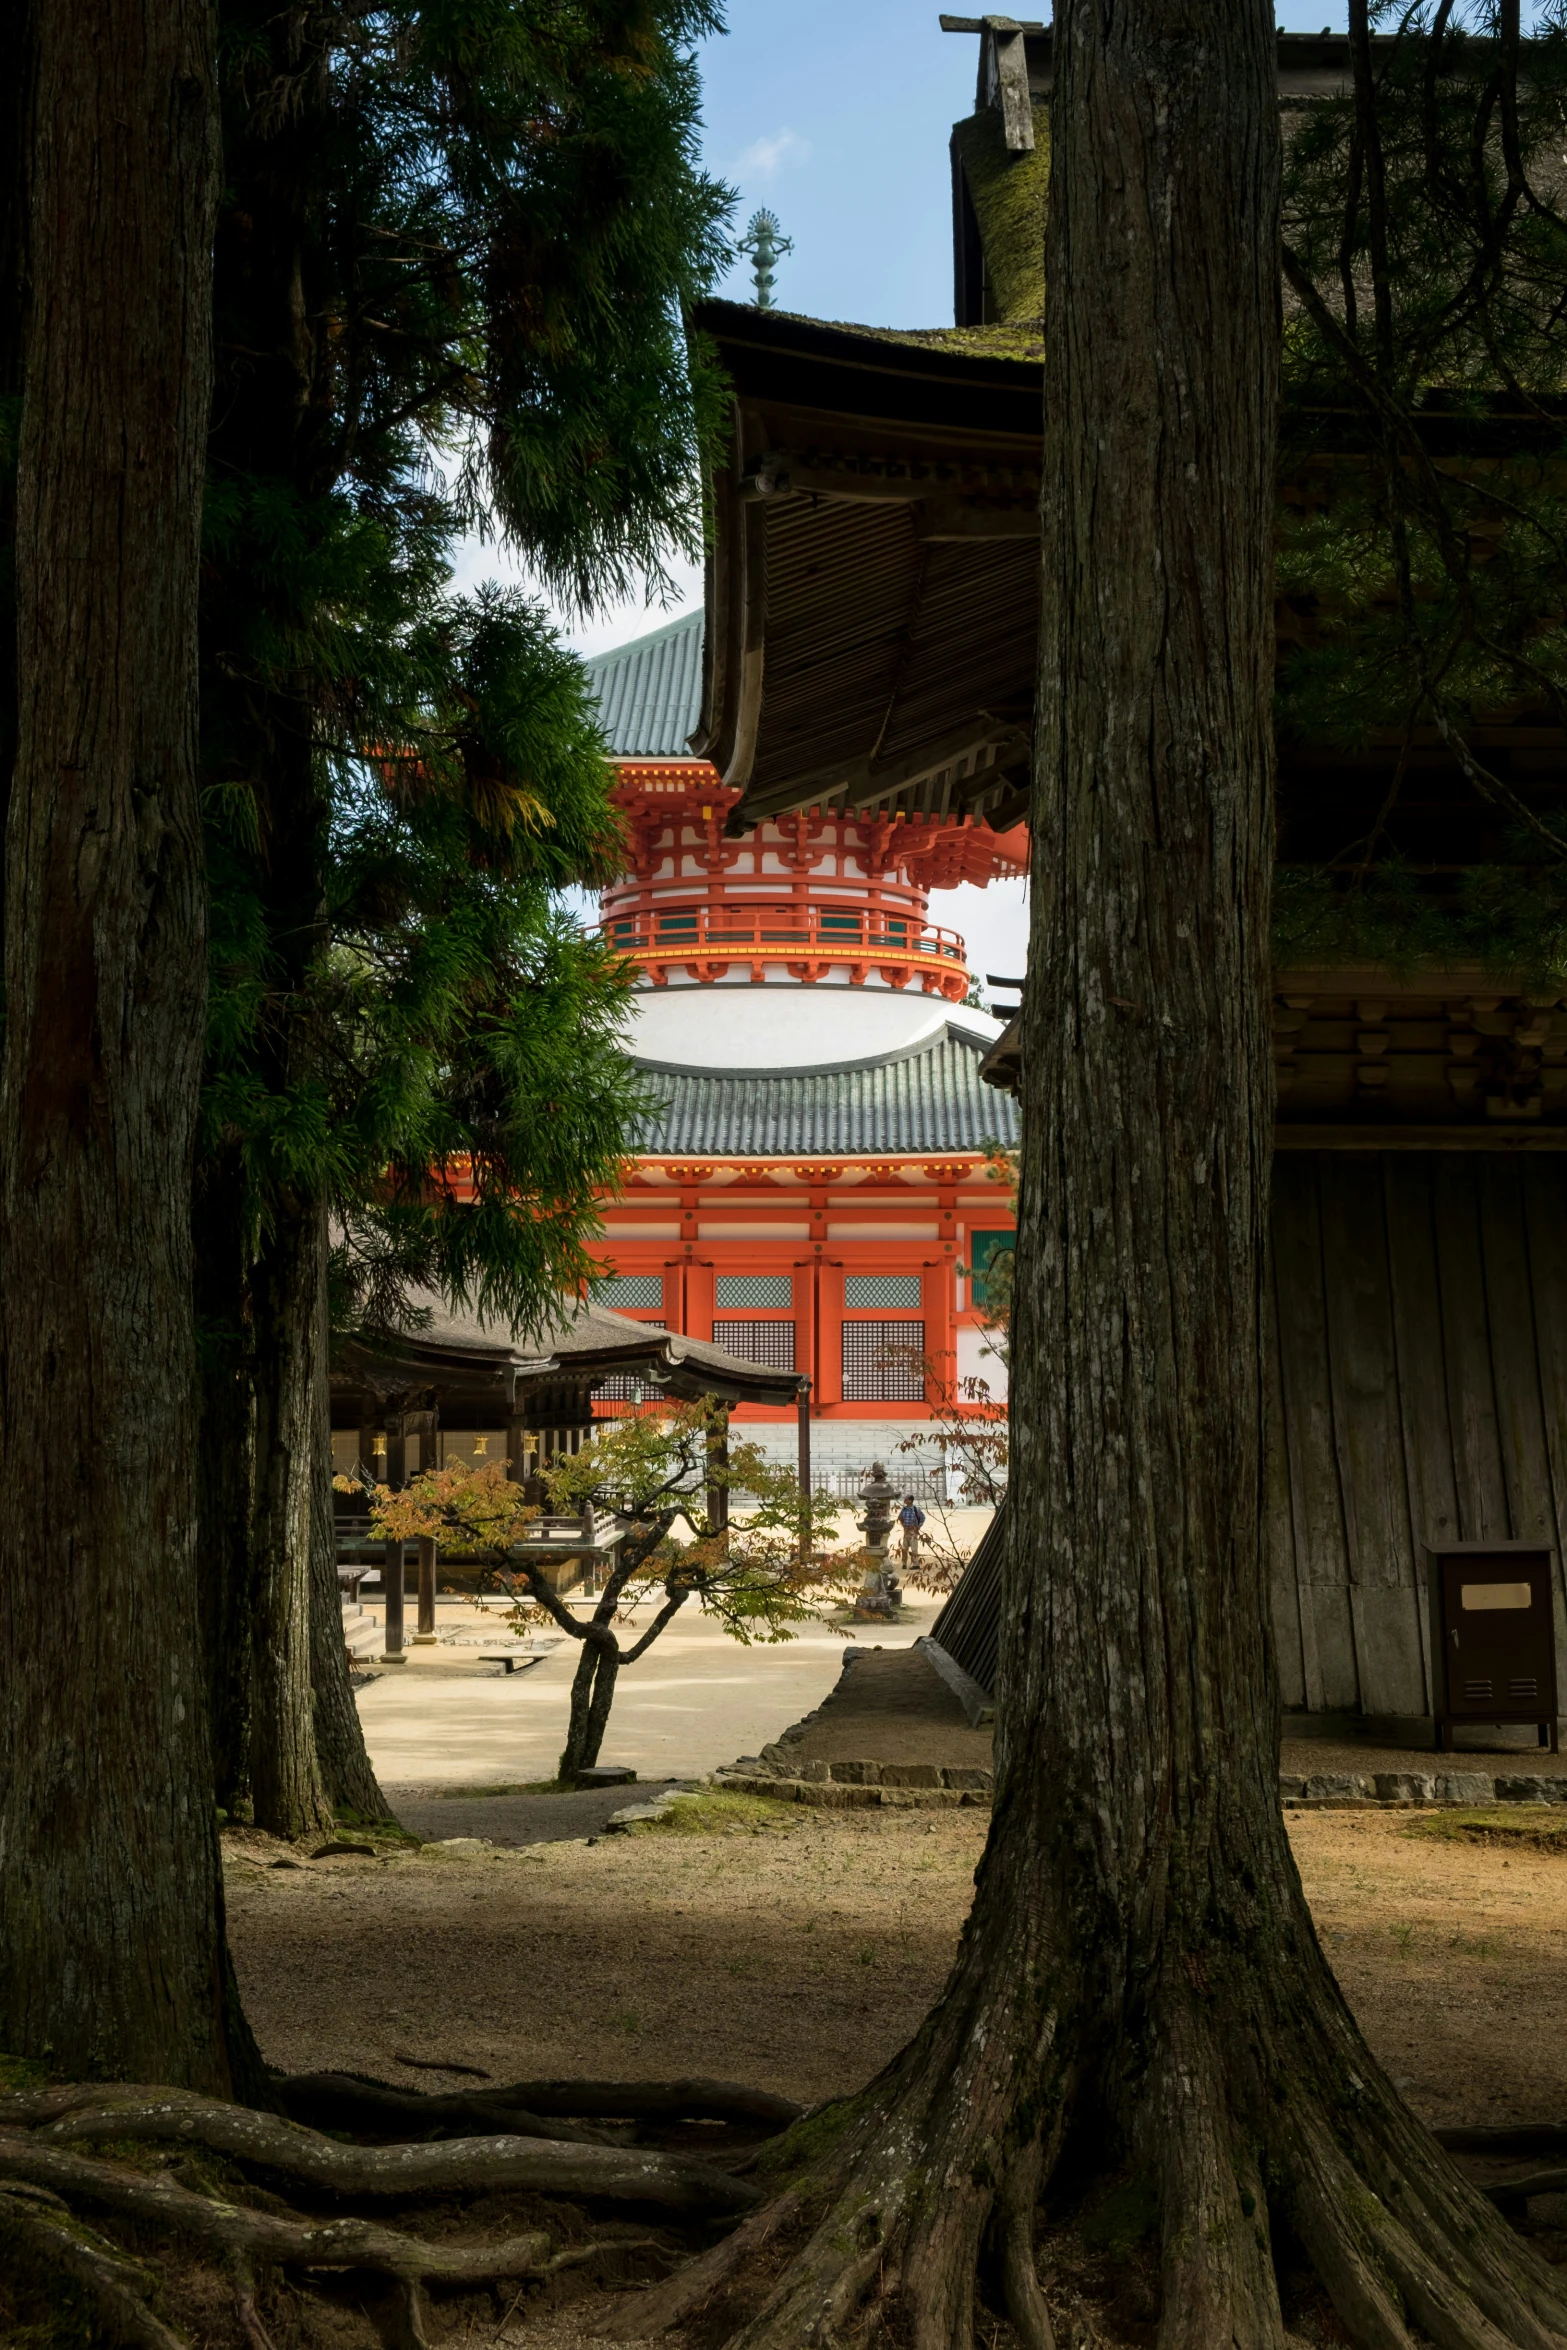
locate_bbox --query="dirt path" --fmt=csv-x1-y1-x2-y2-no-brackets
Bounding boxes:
1292,1807,1567,2125
225,1801,1567,2130
226,1800,973,2105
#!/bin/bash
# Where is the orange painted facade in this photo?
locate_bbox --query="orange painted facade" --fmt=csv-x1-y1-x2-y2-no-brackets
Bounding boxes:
596,763,1026,1002
593,1153,1017,1425
584,752,1020,1434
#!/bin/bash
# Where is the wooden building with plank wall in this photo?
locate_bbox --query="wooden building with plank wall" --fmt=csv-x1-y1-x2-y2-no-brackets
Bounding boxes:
691,16,1567,1733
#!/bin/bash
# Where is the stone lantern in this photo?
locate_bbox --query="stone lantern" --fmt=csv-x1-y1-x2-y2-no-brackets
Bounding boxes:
855,1460,902,1619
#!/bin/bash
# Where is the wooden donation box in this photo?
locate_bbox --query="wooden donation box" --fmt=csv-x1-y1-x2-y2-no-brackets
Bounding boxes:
1426,1543,1560,1753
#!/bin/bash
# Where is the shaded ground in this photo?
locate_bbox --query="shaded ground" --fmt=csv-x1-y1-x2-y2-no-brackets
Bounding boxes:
225,1799,971,2106
775,1642,994,1770
388,1778,693,1848
1279,1731,1567,1779
13,1802,1566,2350
225,1801,1567,2126
1296,1806,1567,2124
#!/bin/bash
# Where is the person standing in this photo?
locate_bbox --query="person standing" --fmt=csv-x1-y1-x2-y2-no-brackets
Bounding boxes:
898,1494,925,1569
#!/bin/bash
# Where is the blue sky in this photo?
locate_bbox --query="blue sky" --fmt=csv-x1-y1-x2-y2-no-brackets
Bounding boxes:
458,3,1355,981
702,2,1351,330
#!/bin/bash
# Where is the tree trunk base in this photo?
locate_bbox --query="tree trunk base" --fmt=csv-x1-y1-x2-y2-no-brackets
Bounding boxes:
613,1972,1567,2350
7,2064,1565,2350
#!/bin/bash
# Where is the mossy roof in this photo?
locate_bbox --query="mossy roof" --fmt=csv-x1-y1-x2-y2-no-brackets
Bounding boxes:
951,103,1048,328
733,306,1043,366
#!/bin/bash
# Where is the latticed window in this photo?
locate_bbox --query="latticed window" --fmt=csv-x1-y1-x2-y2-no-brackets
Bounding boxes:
712,1319,797,1370
715,1274,793,1308
845,1274,922,1309
599,1274,664,1309
841,1320,926,1401
594,1374,650,1402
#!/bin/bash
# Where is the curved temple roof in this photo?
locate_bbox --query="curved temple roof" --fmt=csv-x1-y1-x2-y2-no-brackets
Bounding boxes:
334,1292,807,1415
632,1020,1020,1158
584,611,705,761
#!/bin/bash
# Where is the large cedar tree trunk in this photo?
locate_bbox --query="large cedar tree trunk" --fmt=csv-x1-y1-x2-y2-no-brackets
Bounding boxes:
194,1148,257,1814
632,7,1567,2346
201,11,346,1840
306,1212,394,1823
0,0,232,2085
249,1199,334,1839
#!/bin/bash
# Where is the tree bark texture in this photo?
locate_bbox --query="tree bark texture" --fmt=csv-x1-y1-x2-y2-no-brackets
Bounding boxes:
193,1147,256,1814
0,5,30,870
0,0,228,2085
202,11,346,1839
309,1218,393,1822
249,1198,334,1839
676,8,1567,2348
558,1634,618,1782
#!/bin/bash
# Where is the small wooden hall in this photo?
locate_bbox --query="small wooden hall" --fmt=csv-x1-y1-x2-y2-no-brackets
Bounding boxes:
329,1293,811,1487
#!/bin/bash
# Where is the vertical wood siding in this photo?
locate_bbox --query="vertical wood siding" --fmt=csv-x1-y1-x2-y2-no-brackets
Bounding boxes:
1270,1152,1567,1717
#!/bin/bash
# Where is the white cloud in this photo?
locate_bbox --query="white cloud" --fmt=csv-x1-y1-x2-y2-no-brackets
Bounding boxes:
733,127,809,182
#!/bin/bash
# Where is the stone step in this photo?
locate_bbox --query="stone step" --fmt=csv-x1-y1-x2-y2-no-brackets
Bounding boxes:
343,1611,383,1659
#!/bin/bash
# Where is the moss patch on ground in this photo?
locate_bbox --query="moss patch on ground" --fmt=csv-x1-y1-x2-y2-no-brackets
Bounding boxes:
1410,1806,1567,1853
0,2052,52,2093
640,1790,803,1837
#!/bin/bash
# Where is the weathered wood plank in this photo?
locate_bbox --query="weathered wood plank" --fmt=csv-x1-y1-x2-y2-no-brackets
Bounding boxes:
1431,1156,1510,1541
1383,1154,1459,1715
1319,1155,1423,1714
1477,1157,1555,1546
1519,1159,1567,1663
1270,1155,1358,1712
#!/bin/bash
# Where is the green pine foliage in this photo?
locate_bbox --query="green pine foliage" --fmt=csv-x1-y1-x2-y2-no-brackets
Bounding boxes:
200,0,733,1341
204,581,652,1341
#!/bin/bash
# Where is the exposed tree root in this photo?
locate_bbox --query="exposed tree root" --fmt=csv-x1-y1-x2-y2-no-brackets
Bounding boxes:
15,2086,757,2213
613,1964,1567,2350
598,2189,805,2339
492,2078,803,2128
0,2181,187,2349
2,2071,616,2150
273,2068,799,2141
1474,2168,1567,2211
226,2251,279,2350
276,2072,617,2146
0,2079,764,2350
1437,2124,1567,2157
0,2134,561,2283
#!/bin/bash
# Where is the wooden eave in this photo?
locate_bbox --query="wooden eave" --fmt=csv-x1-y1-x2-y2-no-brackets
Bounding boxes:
691,301,1044,834
981,964,1567,1142
331,1313,805,1429
695,299,1567,868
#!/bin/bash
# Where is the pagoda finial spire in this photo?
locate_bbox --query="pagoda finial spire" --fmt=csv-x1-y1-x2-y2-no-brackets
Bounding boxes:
737,208,793,310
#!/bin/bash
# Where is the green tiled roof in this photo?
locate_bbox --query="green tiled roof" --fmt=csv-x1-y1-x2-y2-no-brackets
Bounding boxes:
632,1021,1020,1157
584,609,704,758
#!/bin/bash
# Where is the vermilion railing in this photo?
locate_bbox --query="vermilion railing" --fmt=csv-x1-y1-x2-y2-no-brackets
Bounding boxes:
597,902,969,966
